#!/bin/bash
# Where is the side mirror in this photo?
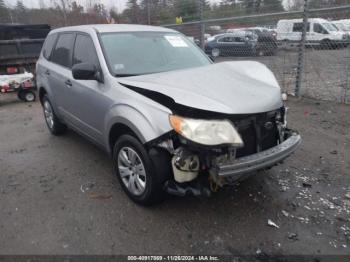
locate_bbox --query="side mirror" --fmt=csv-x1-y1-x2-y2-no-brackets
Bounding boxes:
72,63,103,82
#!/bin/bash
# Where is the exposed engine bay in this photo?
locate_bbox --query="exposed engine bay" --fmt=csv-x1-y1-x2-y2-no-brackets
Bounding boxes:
146,105,301,197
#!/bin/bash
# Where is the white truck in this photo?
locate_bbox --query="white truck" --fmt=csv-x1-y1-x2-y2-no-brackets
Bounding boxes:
276,18,349,48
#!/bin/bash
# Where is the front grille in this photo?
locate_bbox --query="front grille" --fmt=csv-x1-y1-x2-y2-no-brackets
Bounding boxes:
230,111,280,157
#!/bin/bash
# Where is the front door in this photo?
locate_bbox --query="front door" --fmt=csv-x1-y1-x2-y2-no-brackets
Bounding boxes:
64,33,109,144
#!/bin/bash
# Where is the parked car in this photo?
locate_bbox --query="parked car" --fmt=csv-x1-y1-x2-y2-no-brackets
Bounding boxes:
36,24,301,205
276,18,349,49
243,27,278,56
205,31,258,57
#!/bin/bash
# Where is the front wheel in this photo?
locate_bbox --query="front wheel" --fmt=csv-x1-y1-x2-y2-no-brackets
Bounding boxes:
113,135,169,205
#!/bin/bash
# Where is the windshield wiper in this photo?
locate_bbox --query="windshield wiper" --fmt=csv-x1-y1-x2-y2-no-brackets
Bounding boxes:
114,73,139,77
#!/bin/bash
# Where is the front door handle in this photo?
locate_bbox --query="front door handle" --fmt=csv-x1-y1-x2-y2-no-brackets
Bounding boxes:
65,79,72,87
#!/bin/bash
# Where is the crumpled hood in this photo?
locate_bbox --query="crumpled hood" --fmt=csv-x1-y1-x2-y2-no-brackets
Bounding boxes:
118,61,283,114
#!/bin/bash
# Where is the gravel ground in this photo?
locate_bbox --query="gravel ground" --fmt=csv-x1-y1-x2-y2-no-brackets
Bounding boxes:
0,93,350,256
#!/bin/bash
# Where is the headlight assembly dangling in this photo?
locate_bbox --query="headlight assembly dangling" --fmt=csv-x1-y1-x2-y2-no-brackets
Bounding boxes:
169,115,244,147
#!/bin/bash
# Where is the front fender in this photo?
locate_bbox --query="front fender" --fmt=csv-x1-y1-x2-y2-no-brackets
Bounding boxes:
104,103,172,151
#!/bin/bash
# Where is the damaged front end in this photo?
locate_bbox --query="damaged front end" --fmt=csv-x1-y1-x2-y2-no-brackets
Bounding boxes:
147,106,301,197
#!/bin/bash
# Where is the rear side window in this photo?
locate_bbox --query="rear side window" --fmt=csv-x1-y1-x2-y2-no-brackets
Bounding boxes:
73,34,99,68
293,22,310,32
42,34,57,59
50,33,75,68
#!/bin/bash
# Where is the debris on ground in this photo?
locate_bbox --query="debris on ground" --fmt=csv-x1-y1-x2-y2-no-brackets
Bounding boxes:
267,219,280,229
302,182,312,188
88,192,112,200
80,182,95,193
288,233,298,241
281,210,289,217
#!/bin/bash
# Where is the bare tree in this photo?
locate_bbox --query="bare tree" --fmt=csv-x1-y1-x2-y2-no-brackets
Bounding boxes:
285,0,305,11
51,0,71,26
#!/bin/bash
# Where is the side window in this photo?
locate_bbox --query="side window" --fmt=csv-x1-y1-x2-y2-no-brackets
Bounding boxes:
314,23,327,34
73,34,99,68
219,37,233,43
293,22,310,32
218,37,225,43
50,33,75,68
42,34,57,59
233,37,245,42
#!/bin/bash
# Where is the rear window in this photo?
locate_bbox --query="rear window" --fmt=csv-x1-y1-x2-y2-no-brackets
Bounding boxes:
50,33,75,68
42,34,57,59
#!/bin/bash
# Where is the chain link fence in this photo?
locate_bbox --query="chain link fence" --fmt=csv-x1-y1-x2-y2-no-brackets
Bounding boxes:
159,1,350,104
0,0,349,103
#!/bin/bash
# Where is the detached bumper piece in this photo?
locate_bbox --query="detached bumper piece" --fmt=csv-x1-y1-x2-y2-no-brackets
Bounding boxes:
214,133,301,177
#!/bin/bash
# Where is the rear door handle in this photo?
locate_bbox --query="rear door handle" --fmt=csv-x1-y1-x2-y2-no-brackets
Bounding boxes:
45,70,50,75
65,79,72,87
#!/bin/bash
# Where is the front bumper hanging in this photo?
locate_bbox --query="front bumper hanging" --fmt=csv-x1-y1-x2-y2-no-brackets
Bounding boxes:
213,133,301,177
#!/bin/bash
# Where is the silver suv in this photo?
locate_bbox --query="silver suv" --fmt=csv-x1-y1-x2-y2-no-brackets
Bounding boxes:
36,24,301,205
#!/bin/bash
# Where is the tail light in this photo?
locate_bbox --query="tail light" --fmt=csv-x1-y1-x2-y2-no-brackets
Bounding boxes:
1,84,10,93
6,67,18,74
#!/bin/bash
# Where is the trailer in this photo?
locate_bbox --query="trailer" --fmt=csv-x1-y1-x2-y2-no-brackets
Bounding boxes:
0,24,50,102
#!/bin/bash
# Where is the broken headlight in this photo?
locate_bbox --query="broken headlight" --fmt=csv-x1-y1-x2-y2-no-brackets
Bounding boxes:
169,115,243,146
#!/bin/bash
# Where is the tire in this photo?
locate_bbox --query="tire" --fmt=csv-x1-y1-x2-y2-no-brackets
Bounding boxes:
17,90,25,101
320,39,331,50
42,95,66,135
113,135,171,206
23,91,36,102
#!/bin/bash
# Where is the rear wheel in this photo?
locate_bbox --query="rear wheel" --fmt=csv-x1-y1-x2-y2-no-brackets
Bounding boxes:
42,95,66,135
113,135,171,205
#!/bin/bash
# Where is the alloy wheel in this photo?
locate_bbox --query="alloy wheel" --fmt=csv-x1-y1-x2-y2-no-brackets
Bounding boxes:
117,147,147,196
44,100,54,129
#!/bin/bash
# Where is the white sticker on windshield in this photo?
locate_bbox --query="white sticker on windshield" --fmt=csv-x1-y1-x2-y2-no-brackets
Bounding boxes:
114,64,125,71
165,35,188,47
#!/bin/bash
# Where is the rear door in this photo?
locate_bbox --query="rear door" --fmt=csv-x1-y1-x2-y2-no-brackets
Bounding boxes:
48,33,76,119
217,36,234,56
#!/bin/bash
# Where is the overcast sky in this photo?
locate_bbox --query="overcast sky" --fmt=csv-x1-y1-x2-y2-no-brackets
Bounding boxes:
5,0,225,11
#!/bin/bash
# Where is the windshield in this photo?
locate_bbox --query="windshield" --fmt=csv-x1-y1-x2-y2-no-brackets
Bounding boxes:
333,23,347,31
100,32,211,77
322,23,337,32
